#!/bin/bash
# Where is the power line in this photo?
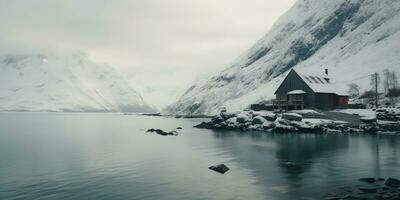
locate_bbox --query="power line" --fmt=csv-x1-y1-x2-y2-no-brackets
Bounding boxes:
333,73,374,84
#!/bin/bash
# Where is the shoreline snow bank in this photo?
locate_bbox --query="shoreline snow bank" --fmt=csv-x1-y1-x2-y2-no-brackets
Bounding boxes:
195,108,400,134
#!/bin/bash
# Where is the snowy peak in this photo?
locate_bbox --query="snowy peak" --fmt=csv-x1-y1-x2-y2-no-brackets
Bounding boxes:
165,0,400,115
0,53,155,112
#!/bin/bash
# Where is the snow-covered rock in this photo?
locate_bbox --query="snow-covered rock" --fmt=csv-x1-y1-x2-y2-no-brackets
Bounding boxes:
282,113,303,121
236,112,252,123
165,0,400,115
335,109,376,118
195,109,400,134
252,116,267,125
0,53,155,112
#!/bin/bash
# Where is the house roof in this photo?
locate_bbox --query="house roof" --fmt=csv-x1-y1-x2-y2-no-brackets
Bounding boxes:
293,68,348,96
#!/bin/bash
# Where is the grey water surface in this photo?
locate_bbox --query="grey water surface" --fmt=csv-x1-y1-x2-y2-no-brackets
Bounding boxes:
0,113,399,200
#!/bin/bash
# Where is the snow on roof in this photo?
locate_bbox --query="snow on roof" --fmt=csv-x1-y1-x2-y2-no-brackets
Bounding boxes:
293,68,348,96
288,90,306,95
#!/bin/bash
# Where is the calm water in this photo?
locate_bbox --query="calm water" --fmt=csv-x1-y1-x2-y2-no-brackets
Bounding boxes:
0,113,399,200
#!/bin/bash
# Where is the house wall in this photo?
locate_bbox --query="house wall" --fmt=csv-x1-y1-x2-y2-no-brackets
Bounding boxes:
275,70,315,107
314,93,336,110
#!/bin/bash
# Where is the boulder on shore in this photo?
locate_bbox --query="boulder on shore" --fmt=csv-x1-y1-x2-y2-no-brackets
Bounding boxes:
208,164,230,174
236,113,251,123
262,112,277,122
252,116,267,125
360,116,377,124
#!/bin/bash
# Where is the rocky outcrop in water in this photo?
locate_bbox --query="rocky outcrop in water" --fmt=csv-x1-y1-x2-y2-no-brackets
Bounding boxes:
146,129,178,136
208,164,230,174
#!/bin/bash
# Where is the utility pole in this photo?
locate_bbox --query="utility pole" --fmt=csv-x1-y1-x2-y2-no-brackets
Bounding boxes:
375,72,379,109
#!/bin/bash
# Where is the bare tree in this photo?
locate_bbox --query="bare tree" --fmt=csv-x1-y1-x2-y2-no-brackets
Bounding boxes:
386,71,399,106
383,69,391,94
389,71,398,89
370,73,380,108
347,83,360,99
383,69,399,93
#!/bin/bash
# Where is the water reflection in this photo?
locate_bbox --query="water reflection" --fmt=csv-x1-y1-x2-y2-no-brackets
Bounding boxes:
209,130,400,200
0,113,399,200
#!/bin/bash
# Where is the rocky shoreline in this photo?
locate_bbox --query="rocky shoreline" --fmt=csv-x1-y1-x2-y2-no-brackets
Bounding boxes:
194,108,400,134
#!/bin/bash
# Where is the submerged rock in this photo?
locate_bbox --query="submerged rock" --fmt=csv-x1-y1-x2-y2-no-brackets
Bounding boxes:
359,187,377,193
325,177,400,200
358,178,377,183
385,177,400,187
208,164,230,174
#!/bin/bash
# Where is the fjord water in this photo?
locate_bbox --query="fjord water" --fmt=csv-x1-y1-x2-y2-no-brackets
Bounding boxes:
0,113,399,200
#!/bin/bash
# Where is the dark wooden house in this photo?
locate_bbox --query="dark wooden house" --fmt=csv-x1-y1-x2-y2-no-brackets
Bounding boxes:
274,68,348,110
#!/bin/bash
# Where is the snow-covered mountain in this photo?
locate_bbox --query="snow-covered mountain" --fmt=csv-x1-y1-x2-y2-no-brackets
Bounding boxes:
0,52,155,112
165,0,400,115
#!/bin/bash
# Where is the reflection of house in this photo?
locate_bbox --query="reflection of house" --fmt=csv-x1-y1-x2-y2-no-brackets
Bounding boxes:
274,68,348,110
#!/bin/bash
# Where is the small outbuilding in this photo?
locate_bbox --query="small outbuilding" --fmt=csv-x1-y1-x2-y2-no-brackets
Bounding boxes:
274,68,348,110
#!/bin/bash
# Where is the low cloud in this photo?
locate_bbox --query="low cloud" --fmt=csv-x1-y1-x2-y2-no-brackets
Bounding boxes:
0,0,295,108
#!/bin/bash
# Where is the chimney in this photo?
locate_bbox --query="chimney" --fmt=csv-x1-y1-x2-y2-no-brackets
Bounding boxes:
325,68,329,75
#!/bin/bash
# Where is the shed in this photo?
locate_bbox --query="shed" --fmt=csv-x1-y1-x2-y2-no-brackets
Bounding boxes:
273,68,349,110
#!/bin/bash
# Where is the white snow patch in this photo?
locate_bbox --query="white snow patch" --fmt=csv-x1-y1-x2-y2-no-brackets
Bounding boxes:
335,109,376,118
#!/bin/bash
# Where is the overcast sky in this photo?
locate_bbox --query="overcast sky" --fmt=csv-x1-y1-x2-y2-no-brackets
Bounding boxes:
0,0,295,108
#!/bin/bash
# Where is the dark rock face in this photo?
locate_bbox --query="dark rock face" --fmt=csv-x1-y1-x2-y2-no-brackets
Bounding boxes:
146,129,178,136
245,47,272,67
208,164,230,174
268,1,363,79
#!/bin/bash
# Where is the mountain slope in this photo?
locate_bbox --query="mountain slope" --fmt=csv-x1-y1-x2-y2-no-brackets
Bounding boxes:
165,0,400,115
0,53,155,112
